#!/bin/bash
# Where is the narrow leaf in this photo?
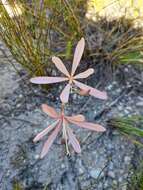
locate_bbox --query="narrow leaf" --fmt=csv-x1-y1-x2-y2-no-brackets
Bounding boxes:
69,120,106,132
71,38,85,76
40,121,62,158
30,77,68,84
52,56,70,77
66,114,85,122
67,127,81,153
42,104,59,118
74,68,94,79
60,83,71,103
74,80,108,100
33,120,59,142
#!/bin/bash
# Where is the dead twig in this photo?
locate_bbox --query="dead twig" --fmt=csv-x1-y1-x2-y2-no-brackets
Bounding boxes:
0,114,39,126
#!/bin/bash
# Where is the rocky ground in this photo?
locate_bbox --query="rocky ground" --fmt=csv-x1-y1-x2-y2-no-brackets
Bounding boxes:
0,41,143,190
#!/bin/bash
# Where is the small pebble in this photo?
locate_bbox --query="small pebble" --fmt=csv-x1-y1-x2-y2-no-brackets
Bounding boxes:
136,102,143,107
108,171,115,178
124,156,131,163
90,168,101,179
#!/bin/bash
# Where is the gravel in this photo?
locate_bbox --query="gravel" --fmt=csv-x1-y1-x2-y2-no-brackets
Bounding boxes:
0,42,143,190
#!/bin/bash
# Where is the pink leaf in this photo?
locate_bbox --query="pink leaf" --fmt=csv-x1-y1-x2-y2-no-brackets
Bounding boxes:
40,121,62,158
68,120,106,132
71,38,85,76
66,114,85,122
30,77,68,84
42,104,59,118
60,83,71,103
90,88,108,100
52,56,70,77
67,127,81,153
74,80,108,100
74,68,94,79
78,89,90,96
33,120,59,142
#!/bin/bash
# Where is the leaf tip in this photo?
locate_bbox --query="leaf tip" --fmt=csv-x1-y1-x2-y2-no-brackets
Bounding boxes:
30,78,35,83
80,37,85,43
33,138,37,143
52,56,58,62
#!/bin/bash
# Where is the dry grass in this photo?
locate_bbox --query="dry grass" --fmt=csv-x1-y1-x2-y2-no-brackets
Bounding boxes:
0,0,85,76
0,0,143,78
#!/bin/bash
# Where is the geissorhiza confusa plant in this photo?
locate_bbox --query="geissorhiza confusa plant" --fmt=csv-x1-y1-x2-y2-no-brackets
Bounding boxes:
34,104,106,158
30,38,107,103
30,38,108,158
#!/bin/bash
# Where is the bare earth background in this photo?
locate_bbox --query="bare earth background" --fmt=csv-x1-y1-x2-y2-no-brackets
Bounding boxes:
0,41,143,190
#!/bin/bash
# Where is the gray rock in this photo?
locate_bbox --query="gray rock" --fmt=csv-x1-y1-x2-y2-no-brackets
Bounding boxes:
136,102,143,107
108,171,116,178
124,156,131,163
90,168,102,179
0,41,143,190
